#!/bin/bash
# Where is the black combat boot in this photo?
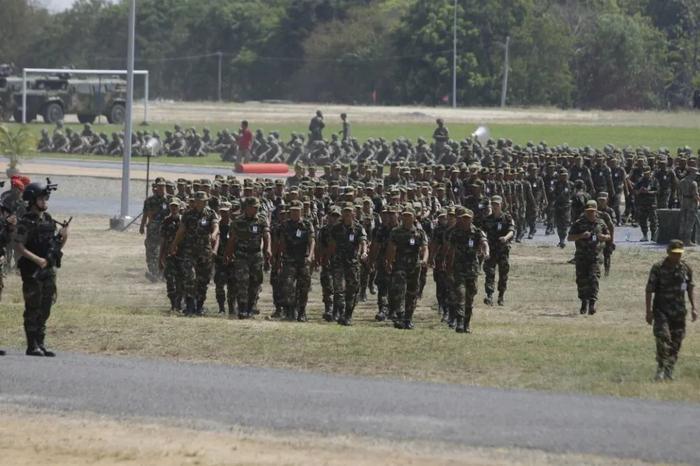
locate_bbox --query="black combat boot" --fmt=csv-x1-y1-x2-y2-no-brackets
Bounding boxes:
296,308,307,322
497,292,505,306
579,300,588,315
463,313,472,334
455,316,465,333
217,299,226,314
341,307,353,326
36,333,56,357
285,306,296,321
322,303,333,322
25,330,43,357
484,294,493,306
588,300,596,315
228,301,236,317
174,296,183,312
184,297,196,316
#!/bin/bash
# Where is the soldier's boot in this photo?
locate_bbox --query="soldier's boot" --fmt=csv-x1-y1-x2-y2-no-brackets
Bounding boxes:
322,303,333,322
664,363,674,381
640,230,649,242
404,308,415,330
588,300,596,315
579,300,588,315
369,283,377,295
341,307,353,326
455,316,466,333
375,307,386,321
228,301,236,317
285,306,296,321
483,294,493,306
174,296,183,312
296,307,308,323
654,366,666,382
463,313,473,334
359,290,367,302
604,266,610,277
195,299,205,316
217,299,226,314
0,349,5,356
25,330,43,357
448,307,457,329
497,292,505,306
36,332,55,357
184,297,196,317
271,306,282,319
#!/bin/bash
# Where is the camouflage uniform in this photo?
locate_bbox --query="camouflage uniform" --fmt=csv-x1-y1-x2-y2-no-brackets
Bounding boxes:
553,177,574,246
0,215,14,301
635,173,658,241
448,219,486,333
678,171,699,245
214,213,235,314
317,220,336,320
568,211,609,311
646,254,694,379
388,222,427,329
481,210,515,303
430,218,449,320
329,218,367,324
279,210,315,321
372,220,393,320
143,193,169,277
230,210,269,317
160,210,183,311
180,205,218,315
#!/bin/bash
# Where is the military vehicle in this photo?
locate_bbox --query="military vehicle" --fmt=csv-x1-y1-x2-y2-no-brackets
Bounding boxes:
0,65,23,122
7,72,127,124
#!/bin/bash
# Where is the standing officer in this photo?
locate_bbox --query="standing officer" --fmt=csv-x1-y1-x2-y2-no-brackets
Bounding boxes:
635,167,658,242
481,195,515,306
446,207,489,334
140,178,169,282
159,198,184,312
645,239,697,381
678,165,699,246
15,180,69,356
567,200,611,315
385,206,428,329
170,191,219,316
225,197,271,319
328,202,368,326
278,200,315,322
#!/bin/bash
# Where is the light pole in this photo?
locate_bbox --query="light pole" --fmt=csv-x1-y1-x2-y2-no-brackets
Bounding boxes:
120,0,136,222
500,36,510,108
452,0,457,108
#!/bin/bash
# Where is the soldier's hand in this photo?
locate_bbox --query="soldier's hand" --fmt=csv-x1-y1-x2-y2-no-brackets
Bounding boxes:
499,237,508,244
169,245,177,257
7,214,16,226
581,231,591,239
139,225,145,235
36,257,48,269
646,310,653,325
692,307,698,322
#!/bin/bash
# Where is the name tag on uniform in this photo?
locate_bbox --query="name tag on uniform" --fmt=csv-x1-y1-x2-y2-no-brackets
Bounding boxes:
681,282,687,291
497,223,502,231
409,237,416,246
200,219,208,226
468,239,474,248
252,225,259,233
564,188,568,193
532,183,536,188
550,180,555,185
349,234,355,242
296,229,303,238
591,234,597,242
162,203,167,210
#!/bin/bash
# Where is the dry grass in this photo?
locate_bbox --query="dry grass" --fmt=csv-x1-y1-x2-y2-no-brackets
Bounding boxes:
0,215,698,403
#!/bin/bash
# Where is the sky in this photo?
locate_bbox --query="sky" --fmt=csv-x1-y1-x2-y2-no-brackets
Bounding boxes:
41,0,116,12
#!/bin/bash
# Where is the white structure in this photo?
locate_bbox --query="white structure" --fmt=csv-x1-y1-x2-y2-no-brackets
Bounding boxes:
20,68,149,124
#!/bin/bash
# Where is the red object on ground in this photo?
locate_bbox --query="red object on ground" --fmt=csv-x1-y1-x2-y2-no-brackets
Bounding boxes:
236,163,290,174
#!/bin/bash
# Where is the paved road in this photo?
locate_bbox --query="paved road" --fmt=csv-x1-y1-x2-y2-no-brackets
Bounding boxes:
0,352,696,463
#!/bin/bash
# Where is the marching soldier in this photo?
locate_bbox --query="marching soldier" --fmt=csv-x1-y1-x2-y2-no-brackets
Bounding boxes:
160,198,184,312
278,201,315,321
481,195,515,305
140,179,169,281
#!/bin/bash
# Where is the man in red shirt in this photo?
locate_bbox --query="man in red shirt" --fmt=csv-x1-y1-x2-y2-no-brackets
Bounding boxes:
236,120,253,163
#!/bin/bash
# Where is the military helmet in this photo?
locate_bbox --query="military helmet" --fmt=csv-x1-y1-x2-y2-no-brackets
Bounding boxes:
22,181,53,204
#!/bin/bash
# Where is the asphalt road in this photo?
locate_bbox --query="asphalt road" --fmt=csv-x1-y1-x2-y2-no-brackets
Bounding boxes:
0,352,697,464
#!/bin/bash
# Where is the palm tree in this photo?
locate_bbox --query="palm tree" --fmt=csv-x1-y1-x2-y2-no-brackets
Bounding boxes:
0,125,34,177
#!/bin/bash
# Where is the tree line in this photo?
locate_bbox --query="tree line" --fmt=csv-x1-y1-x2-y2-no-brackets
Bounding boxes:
1,0,698,109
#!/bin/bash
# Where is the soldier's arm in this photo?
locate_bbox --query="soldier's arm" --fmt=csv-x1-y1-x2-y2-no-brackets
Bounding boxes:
263,231,272,260
210,222,220,253
169,223,186,255
307,234,316,264
385,240,396,272
224,227,237,261
420,243,429,266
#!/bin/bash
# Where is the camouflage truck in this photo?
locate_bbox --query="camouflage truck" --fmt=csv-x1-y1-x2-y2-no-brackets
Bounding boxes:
0,65,24,122
11,74,127,124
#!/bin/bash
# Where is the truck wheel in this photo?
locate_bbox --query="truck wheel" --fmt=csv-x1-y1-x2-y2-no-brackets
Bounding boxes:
78,114,96,124
107,103,125,124
43,102,64,124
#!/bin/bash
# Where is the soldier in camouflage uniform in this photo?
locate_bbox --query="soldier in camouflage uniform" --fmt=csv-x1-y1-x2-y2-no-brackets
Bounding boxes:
567,200,611,315
385,206,428,329
327,202,368,326
552,169,573,248
596,193,615,277
269,204,288,318
429,209,449,321
645,240,697,381
317,208,340,321
369,206,397,321
225,197,271,319
214,202,235,315
140,179,169,281
170,191,219,316
159,198,184,312
635,167,658,242
278,200,315,321
446,206,489,333
677,165,699,246
654,158,677,209
481,195,515,306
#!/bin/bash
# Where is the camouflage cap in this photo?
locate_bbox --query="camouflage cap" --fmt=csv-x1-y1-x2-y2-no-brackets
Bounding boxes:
194,191,209,201
401,205,415,216
341,202,355,212
585,200,598,211
490,195,503,204
329,207,342,216
168,198,182,207
288,200,303,210
668,239,684,254
244,197,260,208
455,206,474,218
219,201,232,211
596,191,609,199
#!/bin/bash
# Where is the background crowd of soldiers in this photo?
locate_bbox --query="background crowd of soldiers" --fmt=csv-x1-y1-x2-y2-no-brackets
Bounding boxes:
136,116,700,338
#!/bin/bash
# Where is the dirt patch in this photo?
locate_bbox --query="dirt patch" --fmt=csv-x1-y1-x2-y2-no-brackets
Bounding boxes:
0,405,658,466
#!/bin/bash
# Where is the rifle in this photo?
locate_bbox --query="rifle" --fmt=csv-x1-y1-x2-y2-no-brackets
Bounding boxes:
33,216,72,280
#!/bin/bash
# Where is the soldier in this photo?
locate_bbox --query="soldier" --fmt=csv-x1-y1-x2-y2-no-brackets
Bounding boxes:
591,155,614,197
317,207,340,321
609,158,627,226
552,169,573,248
369,206,397,321
213,202,234,315
678,165,699,246
169,191,219,316
309,110,325,143
432,118,449,157
139,179,169,281
525,164,545,239
225,197,271,319
340,113,351,142
385,206,428,329
327,202,368,326
429,209,450,320
159,198,184,312
481,195,515,305
645,240,697,381
0,203,17,319
37,129,53,152
567,200,611,315
446,206,489,334
15,180,69,357
654,158,677,209
596,193,616,277
278,200,315,321
635,167,658,242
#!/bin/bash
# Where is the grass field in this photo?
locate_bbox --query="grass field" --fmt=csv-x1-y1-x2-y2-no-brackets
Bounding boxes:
0,215,698,403
4,119,700,170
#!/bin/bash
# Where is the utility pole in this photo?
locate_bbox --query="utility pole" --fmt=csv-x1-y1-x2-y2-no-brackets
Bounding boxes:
500,35,510,108
452,0,458,108
120,0,136,221
217,51,223,102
